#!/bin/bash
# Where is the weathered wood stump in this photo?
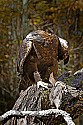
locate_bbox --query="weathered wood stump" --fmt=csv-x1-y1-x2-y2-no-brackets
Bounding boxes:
3,69,83,125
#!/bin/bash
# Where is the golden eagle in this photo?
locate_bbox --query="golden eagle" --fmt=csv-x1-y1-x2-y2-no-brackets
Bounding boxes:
17,30,69,90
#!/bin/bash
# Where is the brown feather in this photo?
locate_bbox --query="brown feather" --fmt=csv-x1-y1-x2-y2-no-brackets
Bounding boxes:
17,30,69,90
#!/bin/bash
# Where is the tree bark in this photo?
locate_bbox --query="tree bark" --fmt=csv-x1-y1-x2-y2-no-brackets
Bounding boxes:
1,68,83,125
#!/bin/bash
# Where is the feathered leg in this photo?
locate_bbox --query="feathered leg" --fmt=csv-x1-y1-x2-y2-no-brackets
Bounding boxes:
49,58,58,86
33,63,48,89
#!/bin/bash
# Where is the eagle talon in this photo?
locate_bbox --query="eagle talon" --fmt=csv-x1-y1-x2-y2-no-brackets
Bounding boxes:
37,81,48,89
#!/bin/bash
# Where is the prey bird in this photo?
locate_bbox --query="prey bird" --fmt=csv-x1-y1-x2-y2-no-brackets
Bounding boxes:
17,30,69,90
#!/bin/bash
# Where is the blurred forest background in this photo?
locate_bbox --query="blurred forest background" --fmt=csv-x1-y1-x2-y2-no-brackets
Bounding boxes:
0,0,83,124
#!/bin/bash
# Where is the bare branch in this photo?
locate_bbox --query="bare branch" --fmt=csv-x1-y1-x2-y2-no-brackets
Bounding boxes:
0,109,75,125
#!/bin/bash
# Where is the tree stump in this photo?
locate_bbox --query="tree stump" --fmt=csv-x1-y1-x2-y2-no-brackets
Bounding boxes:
3,69,83,125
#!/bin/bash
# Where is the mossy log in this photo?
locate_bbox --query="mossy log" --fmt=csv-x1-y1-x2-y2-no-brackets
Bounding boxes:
3,69,83,125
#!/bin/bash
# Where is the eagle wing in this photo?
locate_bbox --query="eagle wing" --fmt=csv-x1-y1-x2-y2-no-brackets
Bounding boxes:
58,37,69,64
17,38,33,75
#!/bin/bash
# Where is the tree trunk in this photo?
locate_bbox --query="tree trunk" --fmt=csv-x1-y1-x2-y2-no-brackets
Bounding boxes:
2,69,83,125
